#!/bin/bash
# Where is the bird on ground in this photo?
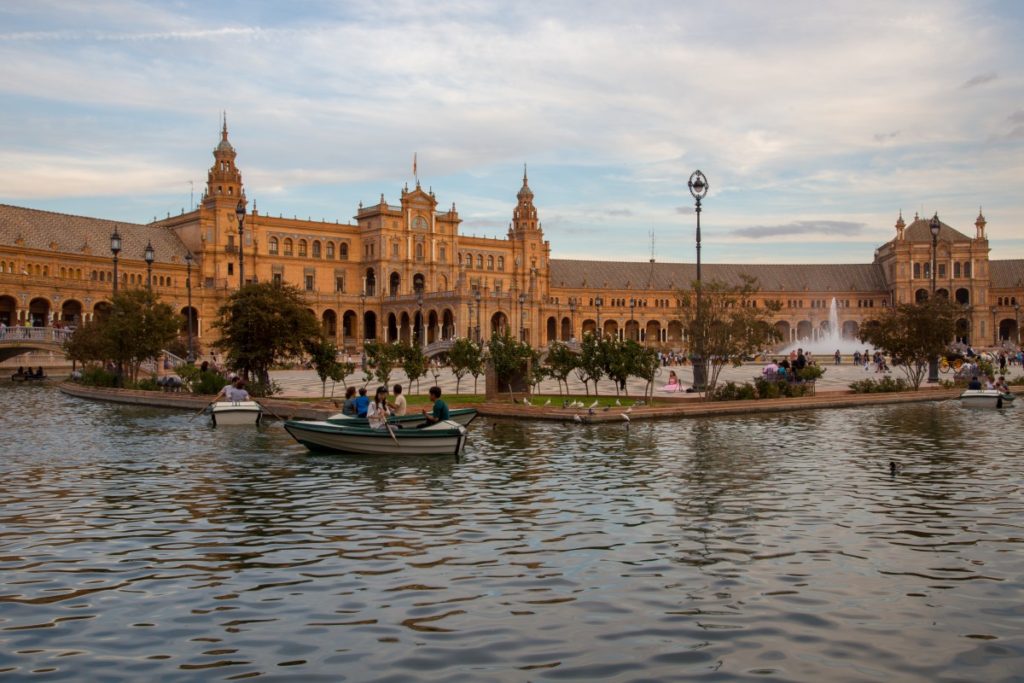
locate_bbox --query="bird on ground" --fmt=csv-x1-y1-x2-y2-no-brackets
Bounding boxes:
589,400,598,408
588,407,595,416
573,413,583,423
615,398,621,406
543,398,551,406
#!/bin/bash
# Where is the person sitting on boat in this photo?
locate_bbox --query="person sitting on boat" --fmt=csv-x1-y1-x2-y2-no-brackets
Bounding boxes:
994,375,1010,394
13,366,25,380
33,367,45,379
354,387,370,418
340,386,358,416
390,383,407,416
421,386,450,427
367,386,392,430
661,370,682,392
967,375,982,390
985,374,997,390
216,377,250,402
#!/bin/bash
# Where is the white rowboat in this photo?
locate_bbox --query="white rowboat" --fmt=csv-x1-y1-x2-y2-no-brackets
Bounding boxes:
959,390,1013,409
211,400,263,426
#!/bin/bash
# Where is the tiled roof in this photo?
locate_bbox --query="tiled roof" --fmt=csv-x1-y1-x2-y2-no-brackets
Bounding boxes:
550,259,888,293
990,260,1024,289
902,216,972,243
0,204,187,264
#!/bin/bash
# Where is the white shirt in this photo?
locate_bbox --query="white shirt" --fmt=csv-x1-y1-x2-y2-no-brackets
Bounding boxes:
367,401,390,429
223,384,249,401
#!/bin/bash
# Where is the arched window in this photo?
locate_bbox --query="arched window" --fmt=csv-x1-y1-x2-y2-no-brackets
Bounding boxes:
326,241,334,259
269,237,279,255
964,262,972,277
312,241,321,258
954,262,961,278
913,263,921,279
498,256,505,271
487,255,494,270
340,243,349,260
466,252,473,268
298,240,307,257
283,239,293,256
476,254,483,269
416,243,424,260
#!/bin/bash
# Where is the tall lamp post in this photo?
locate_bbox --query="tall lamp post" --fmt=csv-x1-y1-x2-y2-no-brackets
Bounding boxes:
417,293,424,348
518,292,527,342
474,289,482,342
1015,303,1021,346
110,228,122,296
235,200,246,288
185,251,194,362
144,241,155,291
359,292,367,347
688,170,708,391
595,296,603,339
568,299,576,341
629,297,636,341
928,212,940,383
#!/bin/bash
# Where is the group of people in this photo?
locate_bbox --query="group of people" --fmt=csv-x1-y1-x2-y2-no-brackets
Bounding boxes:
761,348,811,380
967,374,1011,393
338,384,449,429
11,366,45,380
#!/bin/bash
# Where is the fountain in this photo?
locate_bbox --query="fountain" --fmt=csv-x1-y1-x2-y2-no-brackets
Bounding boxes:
778,297,866,356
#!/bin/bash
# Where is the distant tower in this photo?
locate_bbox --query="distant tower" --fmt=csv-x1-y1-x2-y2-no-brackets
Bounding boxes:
510,164,540,237
205,114,245,202
975,208,986,239
895,211,906,240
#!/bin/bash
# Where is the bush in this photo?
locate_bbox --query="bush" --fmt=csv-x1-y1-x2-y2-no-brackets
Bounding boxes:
134,377,159,391
178,365,227,395
711,381,757,401
797,365,825,381
850,376,910,393
80,366,118,387
246,379,280,398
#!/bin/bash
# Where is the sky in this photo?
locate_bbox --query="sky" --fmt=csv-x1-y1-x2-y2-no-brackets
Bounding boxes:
1,0,1022,265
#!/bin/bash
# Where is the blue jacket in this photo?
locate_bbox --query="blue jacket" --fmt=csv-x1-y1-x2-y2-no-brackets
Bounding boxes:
354,395,370,417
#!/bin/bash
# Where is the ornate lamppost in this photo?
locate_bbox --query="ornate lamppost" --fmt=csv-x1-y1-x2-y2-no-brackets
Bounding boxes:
688,170,708,391
518,292,527,342
568,299,576,341
629,297,636,341
185,251,194,362
359,292,367,346
1015,303,1021,346
110,228,122,296
595,296,603,339
144,241,155,291
475,289,482,342
928,212,940,383
235,199,246,288
417,293,424,348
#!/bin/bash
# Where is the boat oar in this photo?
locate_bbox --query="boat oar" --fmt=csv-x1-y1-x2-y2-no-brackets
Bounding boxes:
258,400,288,422
189,398,217,422
384,416,400,446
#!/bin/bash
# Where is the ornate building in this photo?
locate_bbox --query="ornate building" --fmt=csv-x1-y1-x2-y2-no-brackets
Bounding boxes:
3,123,1024,361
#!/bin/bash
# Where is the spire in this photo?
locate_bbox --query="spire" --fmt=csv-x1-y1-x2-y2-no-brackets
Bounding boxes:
205,117,243,202
975,206,987,239
512,164,539,237
517,163,534,202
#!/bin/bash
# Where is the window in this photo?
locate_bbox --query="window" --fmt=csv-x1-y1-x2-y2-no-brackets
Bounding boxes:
340,243,348,260
273,273,282,287
488,256,494,270
913,263,921,279
305,274,314,291
336,276,345,293
312,241,321,258
964,262,972,277
298,240,307,257
439,245,446,262
393,241,400,257
498,256,505,271
938,263,946,278
476,255,483,269
416,243,424,261
326,242,334,259
228,263,234,276
954,262,961,278
269,237,279,255
284,239,293,256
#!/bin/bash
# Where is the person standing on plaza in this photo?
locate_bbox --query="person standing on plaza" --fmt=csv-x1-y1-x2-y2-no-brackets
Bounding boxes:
421,386,450,426
390,384,407,416
834,349,841,365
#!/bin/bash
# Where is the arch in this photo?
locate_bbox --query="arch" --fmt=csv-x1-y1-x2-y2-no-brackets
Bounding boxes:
915,289,929,303
439,274,448,291
363,310,377,340
498,256,505,271
364,268,376,296
487,255,494,270
312,240,321,258
298,239,308,257
413,273,426,293
415,242,424,260
61,299,83,325
0,295,16,326
427,310,439,344
998,318,1017,342
322,309,337,337
645,320,661,344
955,288,970,305
93,301,113,321
28,297,50,326
935,288,949,300
476,254,483,269
667,320,684,343
490,311,509,338
441,308,455,340
342,309,357,341
842,320,859,339
326,241,335,259
774,320,791,344
339,243,349,260
180,306,199,336
389,271,401,296
582,318,597,337
283,238,293,256
625,319,641,341
547,316,557,343
269,237,279,255
603,320,618,340
394,312,405,343
955,317,970,344
561,316,572,341
796,320,813,341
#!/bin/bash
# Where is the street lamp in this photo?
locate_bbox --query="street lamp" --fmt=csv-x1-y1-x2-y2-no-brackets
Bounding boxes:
595,296,603,339
417,293,424,348
568,299,576,341
475,289,482,342
359,292,367,346
518,292,527,342
110,228,122,296
1015,303,1021,346
144,241,155,291
235,199,246,288
688,170,708,391
629,297,636,341
185,251,194,362
928,212,940,383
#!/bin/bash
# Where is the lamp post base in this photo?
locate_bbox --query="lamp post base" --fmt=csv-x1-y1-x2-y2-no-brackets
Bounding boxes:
692,362,707,392
927,358,939,383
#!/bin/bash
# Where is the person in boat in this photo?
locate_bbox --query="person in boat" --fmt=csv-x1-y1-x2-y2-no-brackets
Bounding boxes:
390,383,407,416
967,375,982,390
13,366,25,379
661,370,681,392
421,386,450,427
216,377,250,402
34,367,45,379
366,386,392,430
354,387,370,418
985,374,997,390
994,375,1010,394
340,386,358,416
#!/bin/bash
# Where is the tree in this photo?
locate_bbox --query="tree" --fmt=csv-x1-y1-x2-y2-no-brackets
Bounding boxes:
858,298,958,389
575,332,606,395
213,283,320,386
305,336,344,398
629,341,661,402
363,341,401,388
603,337,633,397
449,337,483,395
63,320,112,367
678,275,782,399
544,341,578,396
487,331,534,393
398,342,428,394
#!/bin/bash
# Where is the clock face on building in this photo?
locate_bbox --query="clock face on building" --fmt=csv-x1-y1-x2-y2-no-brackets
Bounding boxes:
412,216,428,231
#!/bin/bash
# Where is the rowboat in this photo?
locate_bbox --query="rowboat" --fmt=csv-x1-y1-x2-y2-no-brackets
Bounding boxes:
211,400,263,426
325,407,478,428
959,389,1014,409
283,418,468,456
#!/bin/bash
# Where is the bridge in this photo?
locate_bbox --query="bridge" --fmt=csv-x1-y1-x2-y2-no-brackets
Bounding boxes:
0,327,71,362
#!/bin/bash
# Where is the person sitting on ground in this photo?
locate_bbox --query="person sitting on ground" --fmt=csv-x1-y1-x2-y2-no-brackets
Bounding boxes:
762,359,779,377
366,386,392,430
354,387,370,418
420,386,450,426
662,370,681,392
967,375,983,390
390,383,407,416
340,386,358,416
216,377,250,402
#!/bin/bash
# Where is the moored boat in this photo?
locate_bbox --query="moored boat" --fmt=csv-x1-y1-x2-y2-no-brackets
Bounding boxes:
959,389,1013,409
211,400,263,426
325,407,478,428
283,418,468,456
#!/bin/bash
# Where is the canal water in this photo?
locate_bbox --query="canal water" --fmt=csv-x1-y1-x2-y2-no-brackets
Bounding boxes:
1,385,1021,682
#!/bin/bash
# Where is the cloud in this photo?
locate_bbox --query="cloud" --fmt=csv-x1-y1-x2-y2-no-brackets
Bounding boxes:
606,208,633,217
960,72,997,89
873,130,901,143
731,220,867,239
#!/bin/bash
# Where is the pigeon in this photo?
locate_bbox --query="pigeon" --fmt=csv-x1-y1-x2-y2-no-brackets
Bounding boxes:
573,413,583,423
543,398,551,406
589,400,599,408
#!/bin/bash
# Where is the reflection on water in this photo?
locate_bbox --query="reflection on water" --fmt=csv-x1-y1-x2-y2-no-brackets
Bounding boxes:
1,385,1022,681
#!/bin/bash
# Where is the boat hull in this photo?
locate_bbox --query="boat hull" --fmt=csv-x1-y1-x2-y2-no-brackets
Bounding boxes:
959,390,1012,408
284,419,467,456
326,407,477,428
211,401,263,426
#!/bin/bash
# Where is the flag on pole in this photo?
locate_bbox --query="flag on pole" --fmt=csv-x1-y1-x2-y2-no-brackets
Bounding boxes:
413,152,418,181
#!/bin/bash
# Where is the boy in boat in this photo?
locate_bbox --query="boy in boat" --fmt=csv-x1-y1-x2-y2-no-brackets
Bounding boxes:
390,384,407,416
420,386,450,427
216,377,250,402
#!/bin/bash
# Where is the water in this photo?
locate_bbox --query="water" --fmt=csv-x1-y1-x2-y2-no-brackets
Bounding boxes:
780,297,865,355
1,385,1022,681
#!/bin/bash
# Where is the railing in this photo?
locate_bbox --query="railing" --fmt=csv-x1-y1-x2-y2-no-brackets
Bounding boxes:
0,326,73,344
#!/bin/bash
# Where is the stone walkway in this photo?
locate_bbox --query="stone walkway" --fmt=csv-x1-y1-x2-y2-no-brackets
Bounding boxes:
271,360,1024,399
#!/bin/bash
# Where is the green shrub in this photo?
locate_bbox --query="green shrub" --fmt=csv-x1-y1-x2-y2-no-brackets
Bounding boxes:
850,376,910,393
797,365,825,381
178,365,226,395
81,366,118,387
134,377,159,391
711,381,757,401
246,379,280,398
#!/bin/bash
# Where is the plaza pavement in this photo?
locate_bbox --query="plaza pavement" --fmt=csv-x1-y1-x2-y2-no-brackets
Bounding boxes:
270,359,1024,400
